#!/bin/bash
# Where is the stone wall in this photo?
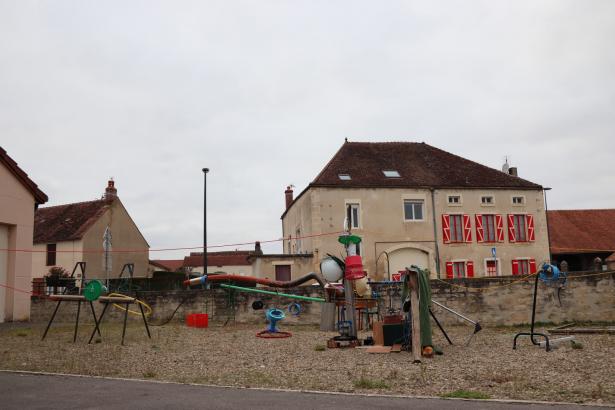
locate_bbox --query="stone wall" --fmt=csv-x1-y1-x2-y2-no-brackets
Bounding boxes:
30,272,615,327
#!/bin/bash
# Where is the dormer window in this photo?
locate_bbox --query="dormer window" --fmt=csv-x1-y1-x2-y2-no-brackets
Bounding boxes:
383,170,400,178
338,174,351,181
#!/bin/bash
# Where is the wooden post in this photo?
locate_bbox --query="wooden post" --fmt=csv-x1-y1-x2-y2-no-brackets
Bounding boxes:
407,269,422,363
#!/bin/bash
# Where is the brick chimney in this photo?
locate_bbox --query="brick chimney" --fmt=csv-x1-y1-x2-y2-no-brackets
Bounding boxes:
104,179,117,200
284,186,294,209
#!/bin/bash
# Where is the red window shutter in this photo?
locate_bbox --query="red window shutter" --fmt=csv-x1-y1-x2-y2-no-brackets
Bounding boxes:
529,259,537,274
466,261,474,277
475,214,484,243
495,214,504,242
463,214,472,242
527,214,535,241
507,214,516,243
512,260,519,275
442,215,451,244
445,262,453,279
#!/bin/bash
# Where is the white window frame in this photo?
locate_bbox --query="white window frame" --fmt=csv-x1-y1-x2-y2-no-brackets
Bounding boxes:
403,199,424,222
480,195,495,206
511,213,529,242
513,257,531,275
345,200,362,230
447,194,463,207
451,259,468,278
512,195,526,206
448,213,465,243
484,258,501,277
338,174,351,180
479,213,497,243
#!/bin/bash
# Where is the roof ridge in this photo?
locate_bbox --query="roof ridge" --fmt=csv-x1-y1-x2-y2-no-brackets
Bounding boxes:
37,198,110,211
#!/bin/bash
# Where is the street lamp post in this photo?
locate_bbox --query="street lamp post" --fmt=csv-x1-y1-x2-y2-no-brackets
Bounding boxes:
203,168,209,275
543,187,552,264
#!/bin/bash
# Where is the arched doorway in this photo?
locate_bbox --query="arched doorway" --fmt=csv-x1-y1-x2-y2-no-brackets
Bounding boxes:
387,247,430,279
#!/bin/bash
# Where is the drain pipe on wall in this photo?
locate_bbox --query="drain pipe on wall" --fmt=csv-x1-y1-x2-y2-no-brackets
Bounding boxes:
430,188,441,278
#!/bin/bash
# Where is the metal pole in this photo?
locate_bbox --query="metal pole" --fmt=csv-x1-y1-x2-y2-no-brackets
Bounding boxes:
432,300,478,325
202,168,209,276
219,283,326,302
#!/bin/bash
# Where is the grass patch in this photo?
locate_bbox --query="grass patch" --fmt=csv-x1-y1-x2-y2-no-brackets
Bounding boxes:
142,371,157,378
441,390,491,400
313,344,326,351
353,376,390,390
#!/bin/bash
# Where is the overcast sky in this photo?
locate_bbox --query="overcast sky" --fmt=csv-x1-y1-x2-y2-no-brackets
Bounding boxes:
1,1,614,259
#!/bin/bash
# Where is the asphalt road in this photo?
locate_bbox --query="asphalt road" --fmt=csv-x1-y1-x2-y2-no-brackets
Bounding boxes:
0,371,603,410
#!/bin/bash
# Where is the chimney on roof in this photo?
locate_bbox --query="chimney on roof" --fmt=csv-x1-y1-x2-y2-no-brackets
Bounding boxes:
254,241,263,255
104,179,117,200
508,167,518,177
285,186,294,209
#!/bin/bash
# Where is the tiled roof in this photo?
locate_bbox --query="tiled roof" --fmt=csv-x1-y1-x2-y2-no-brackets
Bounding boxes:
548,209,615,254
312,142,542,189
183,251,253,267
150,259,184,271
0,146,48,204
34,199,112,243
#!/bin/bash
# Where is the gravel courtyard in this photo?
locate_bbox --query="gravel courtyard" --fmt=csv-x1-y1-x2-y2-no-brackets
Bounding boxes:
0,321,613,405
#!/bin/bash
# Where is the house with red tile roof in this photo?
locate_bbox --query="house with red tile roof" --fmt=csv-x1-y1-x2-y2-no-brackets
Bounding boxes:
548,209,615,271
282,141,550,279
32,180,150,281
160,242,316,282
0,147,48,321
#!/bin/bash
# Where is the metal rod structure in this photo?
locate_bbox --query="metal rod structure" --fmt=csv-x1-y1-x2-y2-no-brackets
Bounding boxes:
432,300,478,325
202,168,209,276
219,283,325,302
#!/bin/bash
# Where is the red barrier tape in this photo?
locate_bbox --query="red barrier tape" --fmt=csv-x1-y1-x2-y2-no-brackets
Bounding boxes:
0,230,345,254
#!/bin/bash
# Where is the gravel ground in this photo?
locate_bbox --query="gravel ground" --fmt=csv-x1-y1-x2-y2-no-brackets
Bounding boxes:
0,321,613,405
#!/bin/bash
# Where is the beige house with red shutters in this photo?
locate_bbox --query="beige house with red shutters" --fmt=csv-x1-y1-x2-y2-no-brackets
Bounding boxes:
281,141,550,279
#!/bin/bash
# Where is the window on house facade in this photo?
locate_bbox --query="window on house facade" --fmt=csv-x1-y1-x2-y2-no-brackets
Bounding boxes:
512,196,525,205
511,214,527,242
275,264,291,281
448,195,461,205
338,174,351,180
481,195,494,205
383,170,400,178
446,260,474,278
486,259,499,276
512,259,536,275
449,214,464,242
348,203,360,229
442,214,472,243
403,199,424,221
480,214,496,242
46,243,56,266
